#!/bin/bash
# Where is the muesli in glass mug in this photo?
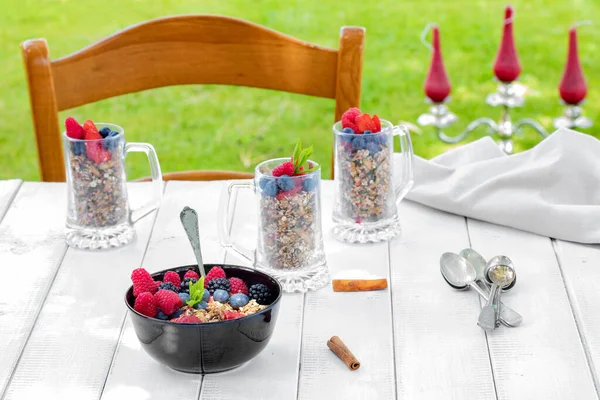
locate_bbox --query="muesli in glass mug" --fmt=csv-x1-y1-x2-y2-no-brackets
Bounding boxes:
218,158,329,293
332,117,414,243
63,120,163,250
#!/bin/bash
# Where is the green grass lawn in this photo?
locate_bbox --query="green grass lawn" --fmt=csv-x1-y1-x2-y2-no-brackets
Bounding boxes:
1,0,599,180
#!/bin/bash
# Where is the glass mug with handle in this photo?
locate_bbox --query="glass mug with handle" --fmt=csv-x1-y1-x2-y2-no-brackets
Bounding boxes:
63,123,163,250
332,120,414,243
218,158,329,293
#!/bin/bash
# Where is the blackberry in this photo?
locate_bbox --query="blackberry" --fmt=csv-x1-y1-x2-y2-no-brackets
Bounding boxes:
180,277,198,294
249,284,271,305
158,282,178,292
207,278,230,294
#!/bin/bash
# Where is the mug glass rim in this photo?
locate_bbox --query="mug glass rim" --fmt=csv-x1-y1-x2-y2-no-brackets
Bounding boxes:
333,119,393,136
255,157,321,178
62,122,124,142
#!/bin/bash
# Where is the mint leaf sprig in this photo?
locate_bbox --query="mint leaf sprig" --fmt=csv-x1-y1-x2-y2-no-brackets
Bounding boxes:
186,276,205,307
291,140,320,175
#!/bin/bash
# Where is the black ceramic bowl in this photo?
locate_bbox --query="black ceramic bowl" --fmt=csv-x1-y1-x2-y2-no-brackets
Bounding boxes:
125,264,282,374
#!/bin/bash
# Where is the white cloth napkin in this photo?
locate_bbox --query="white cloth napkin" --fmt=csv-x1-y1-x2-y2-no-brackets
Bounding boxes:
404,128,600,244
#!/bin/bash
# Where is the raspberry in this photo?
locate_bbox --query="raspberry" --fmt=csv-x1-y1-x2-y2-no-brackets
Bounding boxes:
341,107,361,128
83,120,111,164
65,117,84,139
223,310,244,320
205,267,226,288
171,315,201,323
276,186,302,200
372,115,382,133
133,292,157,317
131,268,157,297
154,289,183,315
272,161,294,177
163,271,181,288
184,270,200,280
356,114,377,133
229,277,248,295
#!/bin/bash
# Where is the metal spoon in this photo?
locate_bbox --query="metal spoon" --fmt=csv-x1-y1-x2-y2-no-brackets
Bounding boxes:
478,256,516,331
459,248,522,327
440,252,521,328
180,206,206,278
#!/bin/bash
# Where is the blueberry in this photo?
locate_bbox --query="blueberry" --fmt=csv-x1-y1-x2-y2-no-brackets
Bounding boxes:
342,127,354,134
340,135,353,144
178,292,191,304
376,134,388,145
363,130,373,134
302,177,317,192
171,309,183,318
229,293,250,310
103,130,120,151
367,142,381,155
262,180,278,197
99,126,111,138
213,289,229,303
352,136,367,150
194,301,208,310
156,311,169,320
70,141,85,156
202,290,210,302
259,176,273,189
277,175,294,191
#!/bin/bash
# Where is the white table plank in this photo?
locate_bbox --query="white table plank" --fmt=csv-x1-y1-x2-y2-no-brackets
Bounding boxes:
0,180,21,223
552,240,600,393
200,182,304,400
3,184,158,400
391,202,497,400
101,181,229,400
467,220,598,400
0,183,68,398
297,181,396,399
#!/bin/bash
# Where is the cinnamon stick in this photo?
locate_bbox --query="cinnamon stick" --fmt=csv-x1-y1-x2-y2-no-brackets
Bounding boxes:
332,279,388,292
327,336,360,370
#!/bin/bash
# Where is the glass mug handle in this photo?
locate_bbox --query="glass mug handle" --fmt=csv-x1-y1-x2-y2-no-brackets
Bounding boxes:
217,180,256,264
392,125,415,206
124,142,163,223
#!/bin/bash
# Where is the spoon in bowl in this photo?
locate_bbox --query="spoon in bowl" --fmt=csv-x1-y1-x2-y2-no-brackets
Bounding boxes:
440,252,522,327
180,206,206,278
478,256,516,331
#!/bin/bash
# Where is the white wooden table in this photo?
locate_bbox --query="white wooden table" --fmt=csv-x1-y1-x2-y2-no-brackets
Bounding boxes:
0,179,599,400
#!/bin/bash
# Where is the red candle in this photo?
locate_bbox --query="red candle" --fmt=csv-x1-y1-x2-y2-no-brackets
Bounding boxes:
424,25,451,103
559,27,587,105
493,5,521,83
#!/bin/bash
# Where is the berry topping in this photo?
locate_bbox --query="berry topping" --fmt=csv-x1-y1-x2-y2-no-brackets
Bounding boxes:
341,108,382,134
131,268,157,297
276,175,294,191
83,120,111,163
70,142,85,156
248,283,272,305
276,186,302,200
356,114,378,133
223,310,245,320
341,107,361,132
154,289,183,315
229,293,250,309
172,315,202,323
156,311,169,320
194,301,208,310
363,130,373,134
367,142,381,155
341,127,355,134
205,267,226,287
98,126,111,138
184,270,200,280
352,136,367,151
302,177,317,192
213,289,229,303
178,292,191,303
163,271,181,288
202,290,210,302
259,176,274,189
372,115,382,132
180,277,198,293
262,180,278,197
272,161,295,177
133,292,157,317
229,277,249,295
207,277,231,294
65,117,85,139
103,130,120,151
158,281,178,292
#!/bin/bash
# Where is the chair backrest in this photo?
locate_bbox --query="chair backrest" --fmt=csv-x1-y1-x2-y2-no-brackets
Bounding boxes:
21,15,365,182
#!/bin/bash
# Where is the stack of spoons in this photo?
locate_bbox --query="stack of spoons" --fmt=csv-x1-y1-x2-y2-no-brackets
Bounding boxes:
440,249,522,331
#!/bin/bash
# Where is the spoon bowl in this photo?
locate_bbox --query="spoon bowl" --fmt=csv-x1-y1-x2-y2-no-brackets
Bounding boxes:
440,252,477,288
459,248,488,284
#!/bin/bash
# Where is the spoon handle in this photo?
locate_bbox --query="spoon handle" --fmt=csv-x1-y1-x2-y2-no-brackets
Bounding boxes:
468,283,522,327
478,284,499,331
180,206,206,278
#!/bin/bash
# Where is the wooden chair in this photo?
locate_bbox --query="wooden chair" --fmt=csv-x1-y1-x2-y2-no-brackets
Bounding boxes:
21,15,365,182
